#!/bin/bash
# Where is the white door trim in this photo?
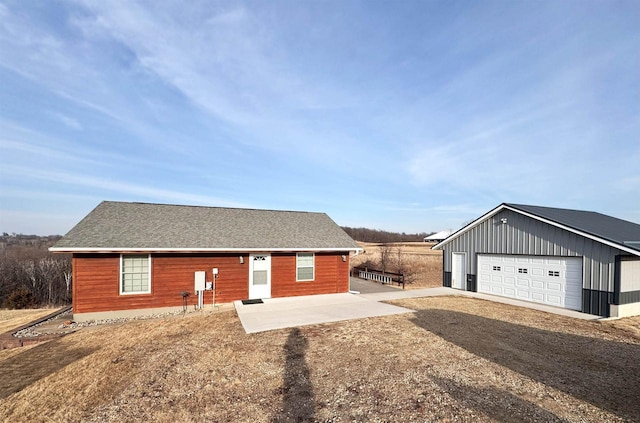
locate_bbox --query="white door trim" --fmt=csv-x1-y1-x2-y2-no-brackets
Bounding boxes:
451,252,466,290
249,254,272,299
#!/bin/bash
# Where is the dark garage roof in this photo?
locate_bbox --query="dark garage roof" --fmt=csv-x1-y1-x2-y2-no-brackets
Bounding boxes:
434,203,640,255
51,201,361,252
506,203,640,253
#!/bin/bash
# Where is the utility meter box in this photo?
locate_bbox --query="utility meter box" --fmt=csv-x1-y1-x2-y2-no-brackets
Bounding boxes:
194,271,206,291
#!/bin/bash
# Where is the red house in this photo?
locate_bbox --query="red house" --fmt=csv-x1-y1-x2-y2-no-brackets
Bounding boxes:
51,201,361,321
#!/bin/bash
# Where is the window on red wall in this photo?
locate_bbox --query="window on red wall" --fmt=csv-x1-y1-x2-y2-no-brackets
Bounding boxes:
296,253,315,281
120,254,151,294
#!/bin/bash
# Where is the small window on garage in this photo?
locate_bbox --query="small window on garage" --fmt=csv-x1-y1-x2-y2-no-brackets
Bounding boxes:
548,270,560,277
518,268,528,274
297,253,315,281
493,266,501,271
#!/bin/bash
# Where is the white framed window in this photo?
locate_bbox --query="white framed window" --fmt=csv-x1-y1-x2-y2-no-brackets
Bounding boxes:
518,268,528,274
120,254,151,294
492,266,501,271
296,253,315,281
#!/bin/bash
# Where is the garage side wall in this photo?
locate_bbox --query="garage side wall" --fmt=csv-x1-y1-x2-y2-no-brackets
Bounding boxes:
442,209,627,316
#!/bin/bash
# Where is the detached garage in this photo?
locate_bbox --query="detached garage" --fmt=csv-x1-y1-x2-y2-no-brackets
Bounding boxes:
434,203,640,317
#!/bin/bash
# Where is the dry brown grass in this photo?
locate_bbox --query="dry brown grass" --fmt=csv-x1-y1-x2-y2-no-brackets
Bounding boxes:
352,241,443,289
1,297,639,422
0,308,57,333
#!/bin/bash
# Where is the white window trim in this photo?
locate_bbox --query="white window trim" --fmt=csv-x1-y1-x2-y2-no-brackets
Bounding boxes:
119,254,152,295
296,252,315,282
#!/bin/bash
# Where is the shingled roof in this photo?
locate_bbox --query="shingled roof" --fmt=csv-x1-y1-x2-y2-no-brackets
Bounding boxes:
434,203,640,255
51,201,360,252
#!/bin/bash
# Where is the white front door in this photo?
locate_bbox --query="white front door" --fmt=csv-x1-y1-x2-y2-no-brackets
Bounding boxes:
452,252,466,289
249,254,271,299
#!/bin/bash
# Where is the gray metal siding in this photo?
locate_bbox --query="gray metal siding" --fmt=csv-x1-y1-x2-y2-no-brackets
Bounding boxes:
443,209,625,293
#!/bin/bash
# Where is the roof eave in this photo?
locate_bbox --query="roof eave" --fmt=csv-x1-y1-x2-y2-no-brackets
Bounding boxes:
432,203,506,250
49,246,363,253
432,203,640,257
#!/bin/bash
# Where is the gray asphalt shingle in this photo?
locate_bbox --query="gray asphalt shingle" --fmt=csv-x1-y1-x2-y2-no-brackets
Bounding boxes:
51,201,360,251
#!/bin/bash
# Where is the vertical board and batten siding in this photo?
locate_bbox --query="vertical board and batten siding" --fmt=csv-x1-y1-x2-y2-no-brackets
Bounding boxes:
73,252,350,314
443,209,623,292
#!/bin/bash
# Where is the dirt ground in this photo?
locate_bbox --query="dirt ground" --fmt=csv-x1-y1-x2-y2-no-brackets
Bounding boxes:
1,296,639,422
0,308,58,334
352,241,443,289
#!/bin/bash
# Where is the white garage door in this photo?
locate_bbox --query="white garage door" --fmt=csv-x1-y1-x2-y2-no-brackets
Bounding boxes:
477,255,582,310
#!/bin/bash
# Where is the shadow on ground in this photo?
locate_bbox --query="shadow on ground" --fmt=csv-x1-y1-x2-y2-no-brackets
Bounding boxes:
429,375,568,422
0,338,96,399
411,309,640,421
272,327,315,422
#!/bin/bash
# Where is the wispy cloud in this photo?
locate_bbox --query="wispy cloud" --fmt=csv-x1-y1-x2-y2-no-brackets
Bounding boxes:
0,1,638,233
2,165,249,208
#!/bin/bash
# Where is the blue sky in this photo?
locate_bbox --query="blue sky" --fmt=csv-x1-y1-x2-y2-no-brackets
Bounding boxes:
1,0,639,235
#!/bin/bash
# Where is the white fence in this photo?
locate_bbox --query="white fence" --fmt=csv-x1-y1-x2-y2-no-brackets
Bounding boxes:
358,270,392,284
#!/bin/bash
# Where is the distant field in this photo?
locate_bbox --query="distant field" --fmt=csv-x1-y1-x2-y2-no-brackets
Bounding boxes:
352,241,442,289
0,309,56,334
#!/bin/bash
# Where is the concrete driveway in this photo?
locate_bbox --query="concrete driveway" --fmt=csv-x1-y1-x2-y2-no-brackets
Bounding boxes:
234,278,600,333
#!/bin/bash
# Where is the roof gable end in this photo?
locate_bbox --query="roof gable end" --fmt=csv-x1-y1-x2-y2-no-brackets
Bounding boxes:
433,203,640,256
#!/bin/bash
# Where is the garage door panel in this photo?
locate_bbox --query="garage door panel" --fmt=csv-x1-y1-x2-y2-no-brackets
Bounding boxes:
547,281,562,292
504,287,516,296
566,270,581,279
478,254,582,311
531,280,544,289
565,296,582,310
546,294,562,306
531,292,545,301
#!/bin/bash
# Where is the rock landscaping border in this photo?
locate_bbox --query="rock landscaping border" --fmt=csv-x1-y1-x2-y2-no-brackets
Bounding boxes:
0,307,72,350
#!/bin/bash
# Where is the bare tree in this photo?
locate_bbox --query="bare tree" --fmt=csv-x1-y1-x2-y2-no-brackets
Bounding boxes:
0,235,71,308
379,244,393,273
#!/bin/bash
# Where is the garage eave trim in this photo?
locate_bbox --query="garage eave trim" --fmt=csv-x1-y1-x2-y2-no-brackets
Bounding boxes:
432,203,640,257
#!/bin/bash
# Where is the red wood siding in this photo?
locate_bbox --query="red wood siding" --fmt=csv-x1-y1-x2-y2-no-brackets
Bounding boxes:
153,254,248,304
73,251,350,314
271,252,350,298
73,253,249,313
73,254,120,314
